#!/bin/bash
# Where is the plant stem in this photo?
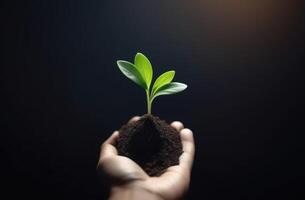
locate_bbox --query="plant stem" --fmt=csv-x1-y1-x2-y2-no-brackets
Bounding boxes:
146,90,151,114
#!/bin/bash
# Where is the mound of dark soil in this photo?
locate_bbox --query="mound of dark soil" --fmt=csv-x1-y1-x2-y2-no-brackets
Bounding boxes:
116,114,183,176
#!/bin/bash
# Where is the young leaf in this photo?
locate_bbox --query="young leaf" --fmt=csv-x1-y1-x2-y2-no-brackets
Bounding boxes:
134,53,153,88
117,60,147,89
152,70,175,95
152,82,187,101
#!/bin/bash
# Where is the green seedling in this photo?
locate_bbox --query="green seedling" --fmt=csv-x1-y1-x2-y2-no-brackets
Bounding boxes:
116,52,187,114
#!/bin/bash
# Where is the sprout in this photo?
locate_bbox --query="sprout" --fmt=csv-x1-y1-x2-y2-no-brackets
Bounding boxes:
117,52,187,114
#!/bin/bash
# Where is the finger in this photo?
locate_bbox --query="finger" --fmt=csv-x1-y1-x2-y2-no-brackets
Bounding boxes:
171,121,184,132
104,130,119,145
99,131,119,160
128,116,141,124
179,128,195,170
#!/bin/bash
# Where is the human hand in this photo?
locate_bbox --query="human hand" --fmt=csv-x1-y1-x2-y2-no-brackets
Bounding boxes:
97,116,195,200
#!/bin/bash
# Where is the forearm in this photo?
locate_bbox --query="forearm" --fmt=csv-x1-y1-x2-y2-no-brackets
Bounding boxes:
109,186,164,200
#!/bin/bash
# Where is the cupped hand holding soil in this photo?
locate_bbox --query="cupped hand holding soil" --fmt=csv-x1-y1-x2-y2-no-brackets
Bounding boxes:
97,116,195,200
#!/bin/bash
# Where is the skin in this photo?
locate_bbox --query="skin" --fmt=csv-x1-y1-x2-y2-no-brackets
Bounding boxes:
97,116,195,200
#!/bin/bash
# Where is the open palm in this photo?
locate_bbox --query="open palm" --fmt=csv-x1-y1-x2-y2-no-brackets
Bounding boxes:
97,116,195,200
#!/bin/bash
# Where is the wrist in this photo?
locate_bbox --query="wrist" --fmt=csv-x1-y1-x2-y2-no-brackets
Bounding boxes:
109,184,164,200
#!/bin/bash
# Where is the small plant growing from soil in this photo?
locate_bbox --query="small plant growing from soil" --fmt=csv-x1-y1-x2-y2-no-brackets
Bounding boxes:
117,52,187,114
115,52,187,176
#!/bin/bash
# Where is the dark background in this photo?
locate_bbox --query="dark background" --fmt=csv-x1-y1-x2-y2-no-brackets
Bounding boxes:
2,0,305,199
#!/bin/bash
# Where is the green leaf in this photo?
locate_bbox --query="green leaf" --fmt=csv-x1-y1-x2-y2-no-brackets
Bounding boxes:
152,82,187,101
117,60,147,89
134,53,153,89
152,70,175,95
